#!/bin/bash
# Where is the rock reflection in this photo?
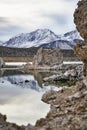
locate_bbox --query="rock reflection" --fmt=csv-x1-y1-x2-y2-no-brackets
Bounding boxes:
0,70,58,125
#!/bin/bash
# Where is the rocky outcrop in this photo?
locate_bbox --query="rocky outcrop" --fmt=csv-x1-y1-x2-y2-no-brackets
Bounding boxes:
74,42,87,76
33,48,63,68
35,81,87,130
74,0,87,77
43,65,83,86
33,48,79,69
74,0,87,42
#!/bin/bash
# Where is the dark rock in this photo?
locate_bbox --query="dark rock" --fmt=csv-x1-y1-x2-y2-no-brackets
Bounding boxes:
25,80,30,83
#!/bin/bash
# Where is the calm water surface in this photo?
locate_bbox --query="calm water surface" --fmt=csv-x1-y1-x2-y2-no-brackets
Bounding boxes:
0,69,60,125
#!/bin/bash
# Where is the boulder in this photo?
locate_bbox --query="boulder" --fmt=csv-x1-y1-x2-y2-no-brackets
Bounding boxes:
33,48,63,68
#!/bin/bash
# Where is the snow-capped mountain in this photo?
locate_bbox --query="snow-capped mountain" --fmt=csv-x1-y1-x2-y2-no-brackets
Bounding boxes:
3,29,82,49
40,30,83,50
63,30,81,41
40,40,72,50
3,29,59,48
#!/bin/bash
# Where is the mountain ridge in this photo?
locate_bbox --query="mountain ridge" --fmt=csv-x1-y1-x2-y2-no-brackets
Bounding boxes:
2,29,83,49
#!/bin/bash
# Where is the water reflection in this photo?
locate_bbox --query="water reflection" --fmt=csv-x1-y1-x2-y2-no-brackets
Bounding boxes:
0,69,59,125
0,69,57,87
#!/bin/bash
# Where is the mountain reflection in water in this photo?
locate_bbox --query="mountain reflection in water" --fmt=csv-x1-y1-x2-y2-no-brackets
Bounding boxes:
0,69,60,125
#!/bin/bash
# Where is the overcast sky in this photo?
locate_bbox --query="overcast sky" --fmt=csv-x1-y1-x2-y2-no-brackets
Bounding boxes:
0,0,79,41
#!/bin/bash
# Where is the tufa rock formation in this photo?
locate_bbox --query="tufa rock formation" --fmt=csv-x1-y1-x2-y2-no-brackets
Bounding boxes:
74,0,87,77
36,81,87,130
33,48,78,69
74,42,87,76
33,48,63,68
74,0,87,42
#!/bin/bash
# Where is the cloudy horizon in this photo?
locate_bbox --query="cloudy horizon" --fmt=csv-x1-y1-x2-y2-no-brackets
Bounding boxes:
0,0,79,41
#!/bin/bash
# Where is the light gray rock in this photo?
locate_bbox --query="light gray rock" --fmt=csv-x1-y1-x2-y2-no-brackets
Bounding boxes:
43,66,83,84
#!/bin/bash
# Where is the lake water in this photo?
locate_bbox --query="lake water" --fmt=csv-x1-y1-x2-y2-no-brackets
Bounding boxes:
5,62,32,66
0,69,60,125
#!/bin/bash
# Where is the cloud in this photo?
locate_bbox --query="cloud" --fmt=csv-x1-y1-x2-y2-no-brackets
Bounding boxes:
0,17,9,23
43,13,68,25
0,0,79,41
0,17,27,41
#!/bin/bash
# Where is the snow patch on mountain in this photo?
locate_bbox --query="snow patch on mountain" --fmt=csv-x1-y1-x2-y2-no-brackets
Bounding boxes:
40,40,72,50
3,29,59,48
3,29,83,49
63,30,82,41
40,30,83,49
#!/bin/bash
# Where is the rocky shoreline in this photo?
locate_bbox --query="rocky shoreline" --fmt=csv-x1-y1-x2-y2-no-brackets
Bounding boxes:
36,80,87,130
0,79,87,130
41,64,84,88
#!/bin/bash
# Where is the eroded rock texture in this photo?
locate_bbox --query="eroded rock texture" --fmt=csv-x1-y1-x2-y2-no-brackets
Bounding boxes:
33,48,63,68
33,48,78,69
74,42,87,76
74,0,87,42
74,0,87,77
35,81,87,130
